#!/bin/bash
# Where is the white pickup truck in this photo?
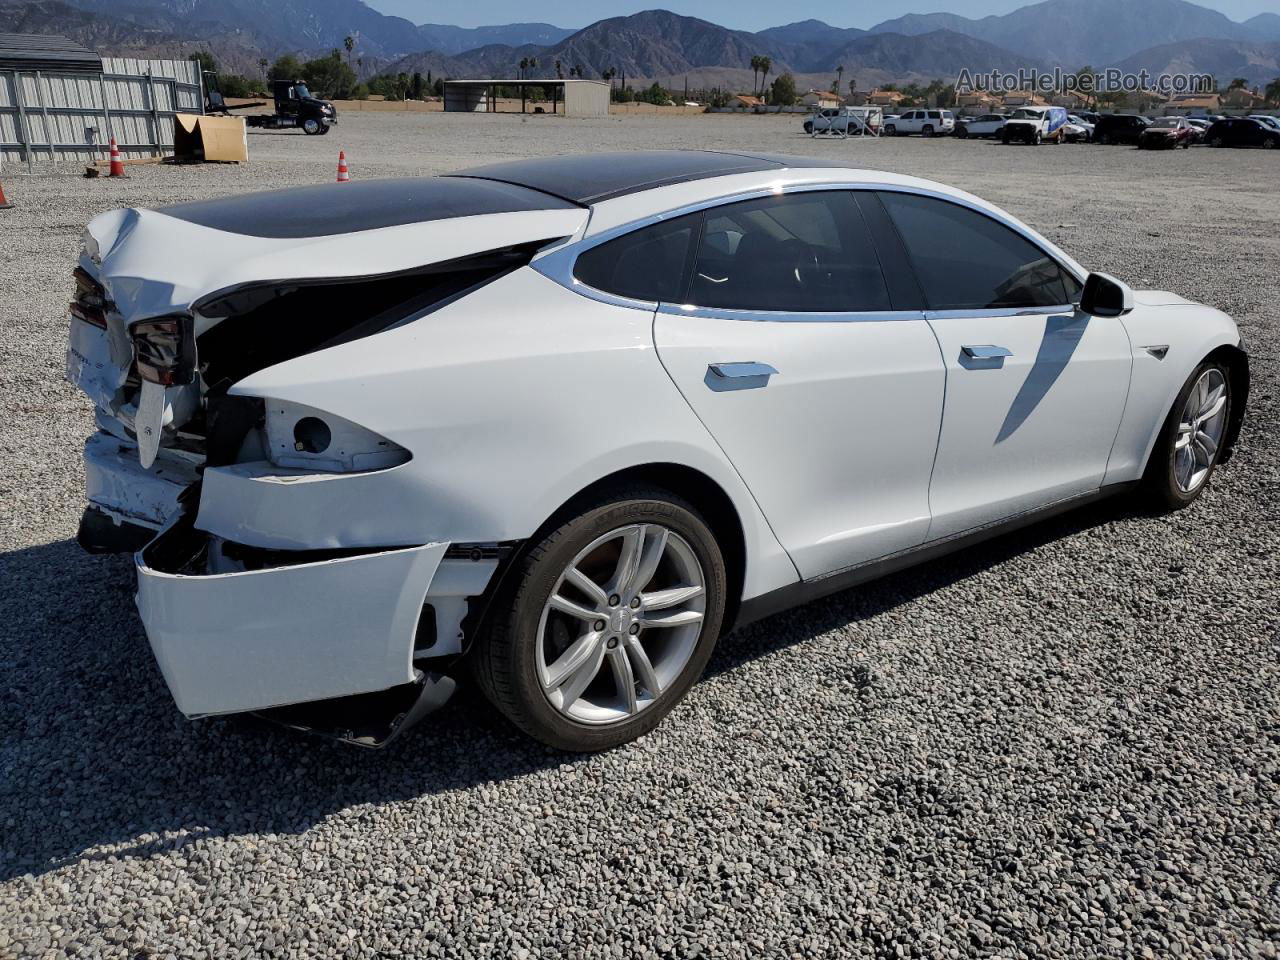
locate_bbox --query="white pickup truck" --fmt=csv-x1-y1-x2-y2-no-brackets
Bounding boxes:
883,109,956,137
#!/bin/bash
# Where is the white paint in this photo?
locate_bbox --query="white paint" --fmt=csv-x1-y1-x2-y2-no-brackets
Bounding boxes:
924,308,1132,540
653,309,945,579
136,532,449,716
83,432,198,528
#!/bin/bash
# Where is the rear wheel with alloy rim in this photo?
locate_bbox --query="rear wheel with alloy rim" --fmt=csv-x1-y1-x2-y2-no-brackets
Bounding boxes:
472,486,726,751
1142,361,1232,510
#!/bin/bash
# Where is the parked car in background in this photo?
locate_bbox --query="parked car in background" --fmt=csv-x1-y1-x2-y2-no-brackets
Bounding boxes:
1093,114,1151,145
1185,118,1210,142
883,109,955,137
1139,117,1195,149
64,150,1249,751
1247,115,1280,132
1205,117,1280,149
1074,110,1101,125
955,114,1007,138
1000,106,1069,144
1063,114,1095,142
804,106,881,136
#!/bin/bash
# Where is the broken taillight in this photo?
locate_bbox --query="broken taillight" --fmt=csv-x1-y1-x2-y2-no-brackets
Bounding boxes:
70,266,109,329
131,314,196,386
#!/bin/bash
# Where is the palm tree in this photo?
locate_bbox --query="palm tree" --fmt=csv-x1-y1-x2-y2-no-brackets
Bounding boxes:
749,55,761,96
835,64,844,95
759,56,772,97
1228,77,1248,90
519,57,529,80
555,59,563,79
343,35,355,70
257,57,268,83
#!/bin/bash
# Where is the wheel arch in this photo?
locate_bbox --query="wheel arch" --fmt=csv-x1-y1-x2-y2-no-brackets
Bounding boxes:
537,462,749,635
1205,343,1249,464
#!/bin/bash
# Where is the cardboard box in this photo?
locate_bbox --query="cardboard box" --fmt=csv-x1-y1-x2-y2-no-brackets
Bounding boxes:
173,114,248,164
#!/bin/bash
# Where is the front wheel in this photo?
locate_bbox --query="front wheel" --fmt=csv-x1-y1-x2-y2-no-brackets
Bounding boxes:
1264,137,1278,150
472,486,727,751
884,124,896,136
302,117,322,135
1141,361,1232,511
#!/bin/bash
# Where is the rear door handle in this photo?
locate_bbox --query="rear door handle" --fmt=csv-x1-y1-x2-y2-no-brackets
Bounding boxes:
961,344,1013,359
707,362,779,379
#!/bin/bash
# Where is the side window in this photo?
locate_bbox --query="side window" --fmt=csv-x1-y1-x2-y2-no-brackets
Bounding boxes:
879,192,1081,310
573,211,700,302
687,191,891,313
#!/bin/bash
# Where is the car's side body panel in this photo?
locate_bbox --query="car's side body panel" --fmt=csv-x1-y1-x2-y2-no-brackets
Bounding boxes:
224,266,800,603
924,307,1132,540
654,308,945,579
1104,299,1243,485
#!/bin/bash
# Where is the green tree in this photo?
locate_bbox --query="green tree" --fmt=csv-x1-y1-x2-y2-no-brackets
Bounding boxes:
758,56,772,96
343,35,356,70
268,54,305,83
1228,76,1248,90
768,72,797,106
1266,77,1280,105
256,58,269,83
219,74,254,97
518,57,529,79
833,64,844,95
301,50,357,99
188,51,217,78
749,55,761,95
555,59,563,79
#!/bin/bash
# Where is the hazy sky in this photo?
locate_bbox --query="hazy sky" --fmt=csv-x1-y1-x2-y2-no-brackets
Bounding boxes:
367,0,1279,31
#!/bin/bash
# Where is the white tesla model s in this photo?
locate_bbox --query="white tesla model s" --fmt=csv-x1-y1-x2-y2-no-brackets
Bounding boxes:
67,151,1248,751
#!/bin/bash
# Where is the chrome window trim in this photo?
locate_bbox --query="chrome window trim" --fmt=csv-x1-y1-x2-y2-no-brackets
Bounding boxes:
925,305,1080,322
531,181,1085,318
656,303,927,325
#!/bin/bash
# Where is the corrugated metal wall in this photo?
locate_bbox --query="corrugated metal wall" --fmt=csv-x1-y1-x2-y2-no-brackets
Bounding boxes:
0,57,202,169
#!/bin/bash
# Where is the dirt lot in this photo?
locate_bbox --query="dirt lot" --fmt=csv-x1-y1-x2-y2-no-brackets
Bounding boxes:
1,111,1278,959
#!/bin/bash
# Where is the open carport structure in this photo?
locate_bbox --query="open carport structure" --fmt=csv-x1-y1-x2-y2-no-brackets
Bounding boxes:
443,79,610,118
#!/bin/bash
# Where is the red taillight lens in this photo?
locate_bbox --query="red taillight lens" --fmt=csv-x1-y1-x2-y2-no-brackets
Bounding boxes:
71,266,109,329
131,315,196,386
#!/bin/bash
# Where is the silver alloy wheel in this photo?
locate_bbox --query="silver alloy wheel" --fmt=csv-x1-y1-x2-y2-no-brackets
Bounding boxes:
537,523,706,724
1174,368,1228,494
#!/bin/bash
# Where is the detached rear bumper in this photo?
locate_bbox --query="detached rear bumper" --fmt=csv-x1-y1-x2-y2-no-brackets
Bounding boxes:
135,515,449,717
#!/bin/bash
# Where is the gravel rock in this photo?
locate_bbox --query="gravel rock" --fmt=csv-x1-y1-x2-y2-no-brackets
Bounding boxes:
0,112,1277,958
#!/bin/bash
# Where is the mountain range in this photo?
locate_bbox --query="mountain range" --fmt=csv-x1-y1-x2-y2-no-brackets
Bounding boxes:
1,0,1278,89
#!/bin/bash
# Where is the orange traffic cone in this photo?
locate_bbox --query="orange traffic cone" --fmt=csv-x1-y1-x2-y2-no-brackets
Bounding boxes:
0,179,11,210
108,138,125,178
336,151,350,182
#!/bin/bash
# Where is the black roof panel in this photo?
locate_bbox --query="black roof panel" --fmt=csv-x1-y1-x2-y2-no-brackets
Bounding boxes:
447,150,836,205
155,177,578,238
0,33,101,73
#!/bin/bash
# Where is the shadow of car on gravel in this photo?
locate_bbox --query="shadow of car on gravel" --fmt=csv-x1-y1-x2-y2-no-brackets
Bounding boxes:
0,498,1134,881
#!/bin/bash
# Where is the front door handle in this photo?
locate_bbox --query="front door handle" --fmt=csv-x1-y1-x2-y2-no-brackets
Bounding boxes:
961,344,1013,359
707,362,779,379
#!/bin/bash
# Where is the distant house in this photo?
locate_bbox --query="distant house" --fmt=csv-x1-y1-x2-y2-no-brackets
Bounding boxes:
1049,90,1091,109
730,94,764,109
801,89,842,108
865,89,906,107
956,91,1001,111
1002,91,1049,108
1164,93,1221,115
1221,87,1264,109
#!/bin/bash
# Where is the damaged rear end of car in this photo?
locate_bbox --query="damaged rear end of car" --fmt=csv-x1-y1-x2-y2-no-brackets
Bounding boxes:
67,178,587,745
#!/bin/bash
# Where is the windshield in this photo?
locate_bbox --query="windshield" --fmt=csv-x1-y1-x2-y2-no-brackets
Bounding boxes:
1010,109,1041,119
1150,118,1179,128
294,84,312,99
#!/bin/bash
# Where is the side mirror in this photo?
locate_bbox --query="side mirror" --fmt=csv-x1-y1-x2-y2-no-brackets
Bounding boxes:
1079,272,1134,317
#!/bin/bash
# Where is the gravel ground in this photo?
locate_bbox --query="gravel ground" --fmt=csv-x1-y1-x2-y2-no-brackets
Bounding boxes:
1,112,1278,959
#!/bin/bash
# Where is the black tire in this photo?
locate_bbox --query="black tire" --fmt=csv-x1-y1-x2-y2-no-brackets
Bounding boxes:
1100,133,1111,145
302,117,322,135
471,485,728,752
1032,131,1042,145
1210,136,1225,147
1140,359,1232,512
955,126,968,139
884,124,896,136
1264,137,1278,150
922,124,934,137
803,122,813,134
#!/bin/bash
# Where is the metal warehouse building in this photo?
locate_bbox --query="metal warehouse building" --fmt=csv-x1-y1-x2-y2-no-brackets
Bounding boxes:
0,33,203,170
444,79,610,118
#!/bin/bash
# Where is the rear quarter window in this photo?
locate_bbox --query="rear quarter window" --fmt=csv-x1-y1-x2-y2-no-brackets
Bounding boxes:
572,212,700,303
